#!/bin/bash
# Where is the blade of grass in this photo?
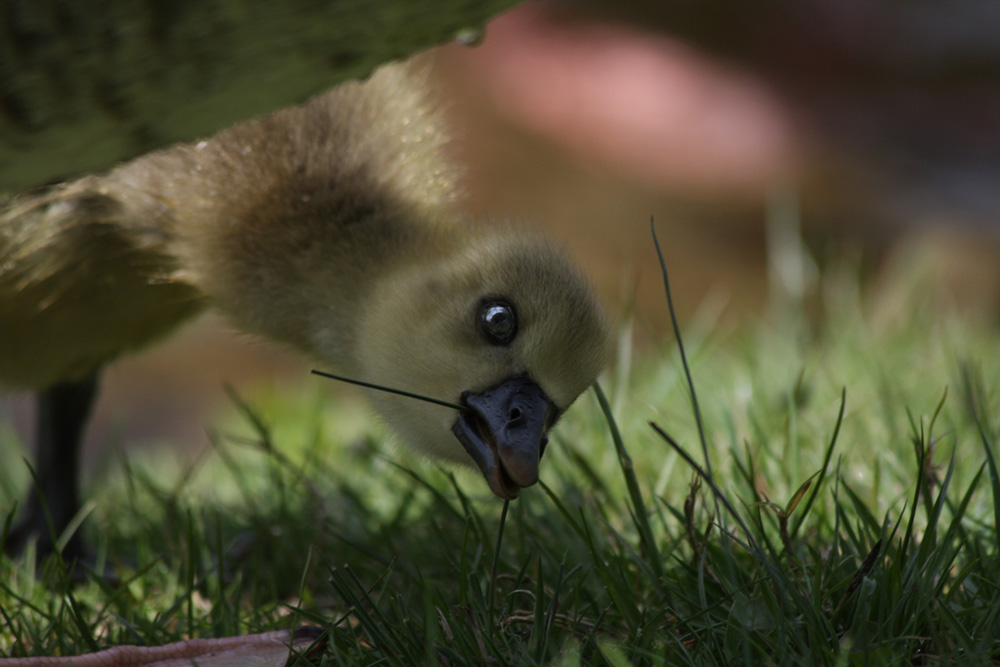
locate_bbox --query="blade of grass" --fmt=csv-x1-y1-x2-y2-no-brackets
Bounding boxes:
962,364,1000,553
62,583,101,654
327,565,403,660
593,381,663,580
529,555,545,661
186,508,196,637
788,388,845,542
650,219,714,499
311,369,468,412
649,422,757,552
487,499,510,637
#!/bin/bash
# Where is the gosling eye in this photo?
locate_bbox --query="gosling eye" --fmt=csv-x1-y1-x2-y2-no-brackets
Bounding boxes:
477,299,517,346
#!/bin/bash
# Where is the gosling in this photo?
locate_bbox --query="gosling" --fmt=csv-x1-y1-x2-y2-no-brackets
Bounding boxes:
0,62,611,560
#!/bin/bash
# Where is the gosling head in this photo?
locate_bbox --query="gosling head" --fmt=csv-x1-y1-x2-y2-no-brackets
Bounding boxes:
350,228,611,500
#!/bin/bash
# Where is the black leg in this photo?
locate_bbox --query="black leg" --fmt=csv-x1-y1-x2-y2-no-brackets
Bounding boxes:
4,373,99,562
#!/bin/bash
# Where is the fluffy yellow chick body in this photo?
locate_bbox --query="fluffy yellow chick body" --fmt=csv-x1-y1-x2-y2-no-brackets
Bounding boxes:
0,62,610,558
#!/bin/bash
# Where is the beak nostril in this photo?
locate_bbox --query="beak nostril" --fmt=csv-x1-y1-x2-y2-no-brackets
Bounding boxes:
458,376,557,495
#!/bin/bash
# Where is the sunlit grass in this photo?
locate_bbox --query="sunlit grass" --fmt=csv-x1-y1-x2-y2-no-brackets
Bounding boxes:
2,251,998,664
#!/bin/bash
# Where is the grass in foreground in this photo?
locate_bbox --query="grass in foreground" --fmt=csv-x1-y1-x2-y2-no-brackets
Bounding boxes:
1,252,999,665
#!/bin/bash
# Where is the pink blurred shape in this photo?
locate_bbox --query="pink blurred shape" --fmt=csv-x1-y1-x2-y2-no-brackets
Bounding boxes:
458,6,800,198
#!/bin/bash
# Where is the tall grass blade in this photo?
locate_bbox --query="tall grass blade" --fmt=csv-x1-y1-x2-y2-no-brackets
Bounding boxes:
593,381,663,579
650,219,714,491
649,422,756,551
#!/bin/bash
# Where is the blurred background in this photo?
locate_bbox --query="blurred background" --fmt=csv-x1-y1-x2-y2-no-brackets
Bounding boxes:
3,0,999,471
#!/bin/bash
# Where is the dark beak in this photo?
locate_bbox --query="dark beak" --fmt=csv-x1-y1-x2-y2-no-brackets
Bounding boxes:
451,375,556,500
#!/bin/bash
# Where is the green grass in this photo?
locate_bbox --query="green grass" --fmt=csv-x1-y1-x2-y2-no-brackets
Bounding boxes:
2,253,999,665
